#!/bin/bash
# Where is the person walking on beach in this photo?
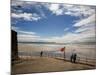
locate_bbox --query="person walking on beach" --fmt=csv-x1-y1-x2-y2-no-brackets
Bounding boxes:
40,51,43,57
73,53,77,63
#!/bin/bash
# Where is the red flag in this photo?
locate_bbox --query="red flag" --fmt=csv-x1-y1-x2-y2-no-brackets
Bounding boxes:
60,47,65,52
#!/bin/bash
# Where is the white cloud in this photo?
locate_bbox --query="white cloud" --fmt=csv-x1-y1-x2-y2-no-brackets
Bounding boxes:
41,30,95,44
11,1,95,18
40,13,96,44
12,25,95,44
11,0,24,6
18,32,41,42
44,3,95,17
64,28,69,31
18,30,36,35
47,3,63,15
13,13,95,43
74,14,96,27
18,34,40,38
44,3,61,15
11,26,19,31
75,23,95,33
11,26,40,42
11,2,96,44
49,4,59,11
63,5,95,17
11,1,38,7
11,26,36,35
11,1,46,19
11,13,41,21
72,14,96,43
18,34,40,42
73,14,96,41
40,33,77,43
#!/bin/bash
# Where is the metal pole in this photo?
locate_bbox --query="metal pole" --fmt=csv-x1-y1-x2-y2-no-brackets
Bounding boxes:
64,50,66,60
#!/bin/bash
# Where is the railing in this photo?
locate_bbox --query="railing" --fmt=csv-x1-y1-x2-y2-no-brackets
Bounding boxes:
18,51,96,66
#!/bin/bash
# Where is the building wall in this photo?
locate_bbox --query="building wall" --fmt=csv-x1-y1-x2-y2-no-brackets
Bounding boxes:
11,30,18,61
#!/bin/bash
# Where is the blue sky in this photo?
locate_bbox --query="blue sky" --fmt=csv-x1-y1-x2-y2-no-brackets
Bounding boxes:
11,1,96,43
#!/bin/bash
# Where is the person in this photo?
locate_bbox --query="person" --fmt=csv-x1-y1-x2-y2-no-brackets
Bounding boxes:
73,53,77,63
40,51,43,57
70,53,74,63
70,50,77,63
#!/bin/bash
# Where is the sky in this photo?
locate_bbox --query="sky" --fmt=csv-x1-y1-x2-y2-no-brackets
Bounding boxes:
11,1,96,44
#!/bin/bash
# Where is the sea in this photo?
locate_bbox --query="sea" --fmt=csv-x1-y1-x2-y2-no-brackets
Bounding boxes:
18,42,96,61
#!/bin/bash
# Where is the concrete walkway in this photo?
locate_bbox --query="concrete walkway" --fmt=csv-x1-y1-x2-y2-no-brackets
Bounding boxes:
12,57,95,75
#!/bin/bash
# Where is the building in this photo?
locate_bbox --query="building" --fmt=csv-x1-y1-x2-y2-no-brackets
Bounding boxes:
11,30,18,61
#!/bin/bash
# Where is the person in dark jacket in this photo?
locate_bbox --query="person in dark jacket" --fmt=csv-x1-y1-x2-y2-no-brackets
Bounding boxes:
70,53,74,62
73,53,77,63
40,51,43,57
70,53,77,63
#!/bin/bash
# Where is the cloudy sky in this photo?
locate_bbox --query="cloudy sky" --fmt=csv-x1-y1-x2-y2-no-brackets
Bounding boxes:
11,1,96,44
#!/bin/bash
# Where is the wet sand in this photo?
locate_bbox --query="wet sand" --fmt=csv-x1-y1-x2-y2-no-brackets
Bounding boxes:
12,57,95,75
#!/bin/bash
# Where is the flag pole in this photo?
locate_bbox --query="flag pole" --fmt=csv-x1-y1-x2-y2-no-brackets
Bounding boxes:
64,47,66,61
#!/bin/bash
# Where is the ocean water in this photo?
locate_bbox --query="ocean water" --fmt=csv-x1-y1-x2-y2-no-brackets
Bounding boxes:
18,43,96,60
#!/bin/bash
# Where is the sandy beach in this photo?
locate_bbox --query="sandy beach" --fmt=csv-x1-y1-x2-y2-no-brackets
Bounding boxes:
12,56,95,75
